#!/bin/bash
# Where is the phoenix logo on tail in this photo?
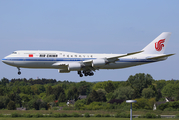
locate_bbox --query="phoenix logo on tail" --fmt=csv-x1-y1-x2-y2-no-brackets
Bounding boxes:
155,39,165,51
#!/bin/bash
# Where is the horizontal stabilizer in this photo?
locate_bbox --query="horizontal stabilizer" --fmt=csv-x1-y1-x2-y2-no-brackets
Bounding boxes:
147,54,175,60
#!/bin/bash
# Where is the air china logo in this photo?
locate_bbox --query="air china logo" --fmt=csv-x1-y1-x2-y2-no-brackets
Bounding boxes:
155,39,165,51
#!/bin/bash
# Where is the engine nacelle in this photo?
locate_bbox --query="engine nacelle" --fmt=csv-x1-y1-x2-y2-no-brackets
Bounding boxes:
68,62,82,71
58,69,70,73
92,59,107,68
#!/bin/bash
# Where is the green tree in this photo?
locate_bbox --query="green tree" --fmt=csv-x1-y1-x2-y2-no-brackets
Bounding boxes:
27,97,39,109
142,88,155,99
21,86,33,95
39,101,48,110
31,85,40,95
74,99,86,110
67,87,79,100
53,86,65,100
43,94,55,103
0,87,5,96
86,89,107,104
77,81,92,95
157,102,169,111
33,99,42,110
8,93,22,107
89,90,99,102
7,101,16,110
19,93,31,103
46,86,53,96
0,77,9,86
0,101,5,109
0,96,10,107
58,92,66,102
104,81,115,93
155,80,166,90
106,92,115,101
161,83,179,98
113,86,135,100
93,82,104,90
87,90,99,104
133,98,151,110
96,89,107,102
127,73,154,98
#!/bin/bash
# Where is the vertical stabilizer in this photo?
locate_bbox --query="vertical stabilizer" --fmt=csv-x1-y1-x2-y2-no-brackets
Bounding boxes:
142,32,171,54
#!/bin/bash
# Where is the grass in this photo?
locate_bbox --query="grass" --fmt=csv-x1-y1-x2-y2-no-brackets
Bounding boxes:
0,118,176,120
0,109,179,115
0,110,115,115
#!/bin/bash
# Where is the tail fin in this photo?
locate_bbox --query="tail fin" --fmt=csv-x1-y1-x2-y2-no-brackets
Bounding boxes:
142,32,171,54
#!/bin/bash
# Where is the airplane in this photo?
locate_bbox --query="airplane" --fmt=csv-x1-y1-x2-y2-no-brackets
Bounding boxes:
2,32,175,77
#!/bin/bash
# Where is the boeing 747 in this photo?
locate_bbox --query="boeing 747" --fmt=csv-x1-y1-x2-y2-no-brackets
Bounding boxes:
2,32,174,77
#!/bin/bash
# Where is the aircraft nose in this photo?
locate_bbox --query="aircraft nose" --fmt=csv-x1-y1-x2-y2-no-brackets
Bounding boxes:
2,56,11,65
2,58,7,64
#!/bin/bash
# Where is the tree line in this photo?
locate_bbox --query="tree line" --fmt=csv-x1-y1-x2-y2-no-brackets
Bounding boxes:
0,73,178,111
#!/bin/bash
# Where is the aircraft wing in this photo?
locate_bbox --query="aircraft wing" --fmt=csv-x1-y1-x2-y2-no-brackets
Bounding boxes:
147,54,175,60
106,50,143,62
83,51,143,64
53,51,143,69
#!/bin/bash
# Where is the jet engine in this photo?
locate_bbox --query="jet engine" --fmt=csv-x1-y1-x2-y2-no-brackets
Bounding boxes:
92,59,108,67
68,62,82,71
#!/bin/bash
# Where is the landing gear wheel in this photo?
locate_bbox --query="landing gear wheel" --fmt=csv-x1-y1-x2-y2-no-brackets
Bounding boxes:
89,72,94,76
78,70,94,77
80,74,83,77
17,67,21,75
78,71,83,77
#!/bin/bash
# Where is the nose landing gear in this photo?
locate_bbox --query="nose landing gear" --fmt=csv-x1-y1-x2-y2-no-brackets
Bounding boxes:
17,67,21,75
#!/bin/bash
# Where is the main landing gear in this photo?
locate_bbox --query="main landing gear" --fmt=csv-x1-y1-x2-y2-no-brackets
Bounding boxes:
17,67,21,75
77,70,94,77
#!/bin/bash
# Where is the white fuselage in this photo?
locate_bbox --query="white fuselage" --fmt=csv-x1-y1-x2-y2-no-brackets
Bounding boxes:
2,50,163,70
1,32,173,77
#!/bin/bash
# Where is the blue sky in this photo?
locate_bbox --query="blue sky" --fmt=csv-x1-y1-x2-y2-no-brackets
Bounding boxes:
0,0,178,82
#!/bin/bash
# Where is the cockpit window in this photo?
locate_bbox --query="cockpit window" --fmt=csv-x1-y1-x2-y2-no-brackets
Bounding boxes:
12,52,17,54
